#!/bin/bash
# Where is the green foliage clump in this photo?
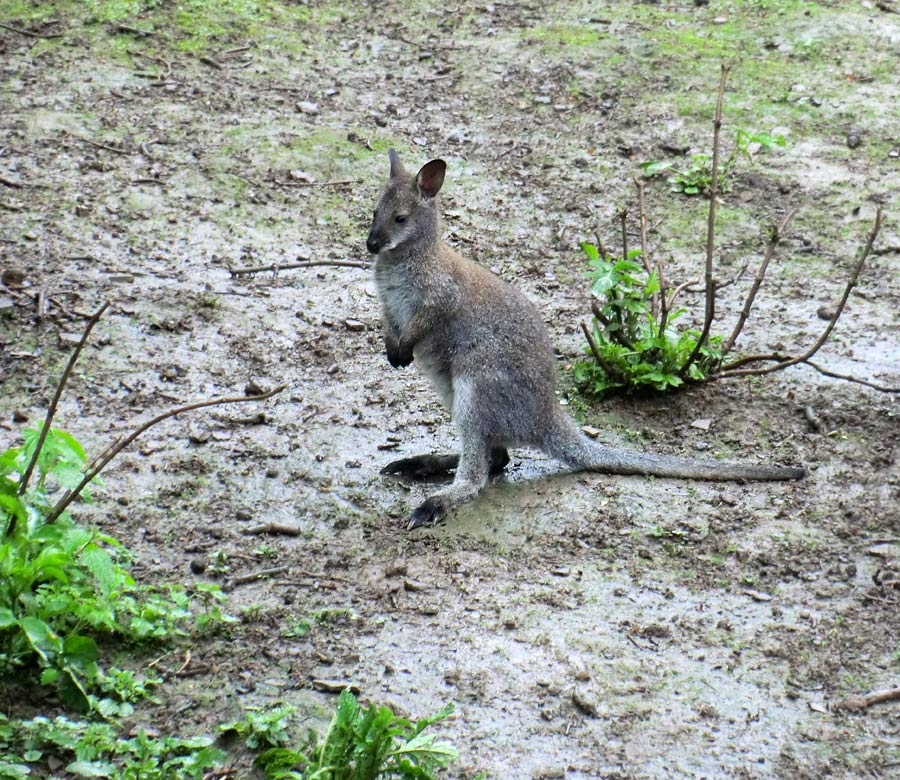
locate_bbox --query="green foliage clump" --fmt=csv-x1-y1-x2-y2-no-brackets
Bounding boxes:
573,244,722,397
257,690,458,780
0,427,231,711
641,129,785,195
0,713,226,780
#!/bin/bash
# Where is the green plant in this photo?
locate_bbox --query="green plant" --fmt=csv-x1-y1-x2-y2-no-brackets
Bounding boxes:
220,703,297,750
573,243,723,396
641,129,785,195
0,428,231,710
256,690,458,780
0,713,226,780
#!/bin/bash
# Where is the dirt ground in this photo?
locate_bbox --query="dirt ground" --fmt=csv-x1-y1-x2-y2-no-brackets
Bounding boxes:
2,1,899,778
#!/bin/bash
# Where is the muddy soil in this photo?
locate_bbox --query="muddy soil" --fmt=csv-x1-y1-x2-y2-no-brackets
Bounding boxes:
2,1,899,778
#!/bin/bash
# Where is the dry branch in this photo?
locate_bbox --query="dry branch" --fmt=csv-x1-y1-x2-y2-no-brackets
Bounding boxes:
721,207,798,354
243,522,303,536
45,383,288,524
679,63,731,379
17,302,110,499
834,687,900,711
229,259,370,277
716,206,885,380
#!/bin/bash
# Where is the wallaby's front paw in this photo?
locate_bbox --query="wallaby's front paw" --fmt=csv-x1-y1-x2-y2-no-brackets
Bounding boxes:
407,495,449,530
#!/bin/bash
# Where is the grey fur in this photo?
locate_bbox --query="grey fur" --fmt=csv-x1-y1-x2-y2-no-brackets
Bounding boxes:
366,150,805,529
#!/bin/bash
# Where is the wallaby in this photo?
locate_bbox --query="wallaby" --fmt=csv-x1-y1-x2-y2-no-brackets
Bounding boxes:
366,149,805,530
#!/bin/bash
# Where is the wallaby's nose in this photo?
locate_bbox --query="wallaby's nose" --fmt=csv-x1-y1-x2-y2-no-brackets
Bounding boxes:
366,233,381,254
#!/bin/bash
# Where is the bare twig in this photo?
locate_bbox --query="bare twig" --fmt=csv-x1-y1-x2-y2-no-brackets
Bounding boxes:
228,566,289,589
0,21,62,39
618,207,628,260
590,300,635,350
633,178,654,275
721,207,798,354
45,383,288,524
580,321,624,378
74,136,130,155
679,63,731,378
834,687,900,711
715,207,885,381
229,259,370,277
16,302,110,503
0,175,24,188
665,277,701,312
243,522,303,536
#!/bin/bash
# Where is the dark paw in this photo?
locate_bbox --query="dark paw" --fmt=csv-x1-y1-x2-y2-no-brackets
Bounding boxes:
386,340,413,369
381,454,457,479
407,496,448,530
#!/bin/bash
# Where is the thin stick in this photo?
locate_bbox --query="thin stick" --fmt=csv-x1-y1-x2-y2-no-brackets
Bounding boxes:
591,300,635,350
665,277,701,313
229,259,370,277
721,207,798,354
17,302,110,500
834,687,900,711
0,22,62,39
45,383,287,524
715,207,884,380
633,176,660,321
618,207,628,260
633,178,654,275
228,566,289,588
580,321,622,377
0,175,24,188
74,136,130,155
679,63,731,378
243,522,303,536
656,261,670,334
716,355,899,393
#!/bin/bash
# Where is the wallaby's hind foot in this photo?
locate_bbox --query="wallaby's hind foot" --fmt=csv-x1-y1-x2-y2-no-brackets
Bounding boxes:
408,495,449,530
382,448,510,481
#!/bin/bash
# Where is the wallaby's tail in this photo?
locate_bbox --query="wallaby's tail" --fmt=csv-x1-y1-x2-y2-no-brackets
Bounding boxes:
545,415,805,482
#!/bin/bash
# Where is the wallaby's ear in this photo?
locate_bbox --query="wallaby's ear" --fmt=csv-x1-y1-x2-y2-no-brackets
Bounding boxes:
416,159,446,199
388,148,406,179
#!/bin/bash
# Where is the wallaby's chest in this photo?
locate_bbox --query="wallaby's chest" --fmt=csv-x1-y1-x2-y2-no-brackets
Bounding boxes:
374,261,423,331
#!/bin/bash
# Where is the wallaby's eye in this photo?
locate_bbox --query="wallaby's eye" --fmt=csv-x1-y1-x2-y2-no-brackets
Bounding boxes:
395,215,407,224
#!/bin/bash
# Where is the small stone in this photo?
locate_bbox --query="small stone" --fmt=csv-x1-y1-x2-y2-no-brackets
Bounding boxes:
690,418,712,431
572,684,601,717
12,410,27,422
0,296,15,315
846,128,862,149
23,230,38,241
816,305,834,321
289,169,316,183
59,332,82,346
326,363,339,375
190,558,207,574
1,268,26,286
343,318,365,332
296,100,319,115
582,425,602,438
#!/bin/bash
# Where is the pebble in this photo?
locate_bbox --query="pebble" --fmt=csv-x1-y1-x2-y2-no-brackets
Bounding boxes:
296,100,319,115
343,318,365,332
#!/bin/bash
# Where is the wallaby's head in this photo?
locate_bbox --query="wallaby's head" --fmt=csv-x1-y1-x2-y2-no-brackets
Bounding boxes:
366,149,446,255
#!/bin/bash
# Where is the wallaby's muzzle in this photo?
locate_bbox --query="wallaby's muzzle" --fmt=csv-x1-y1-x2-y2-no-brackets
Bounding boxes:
366,229,384,254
